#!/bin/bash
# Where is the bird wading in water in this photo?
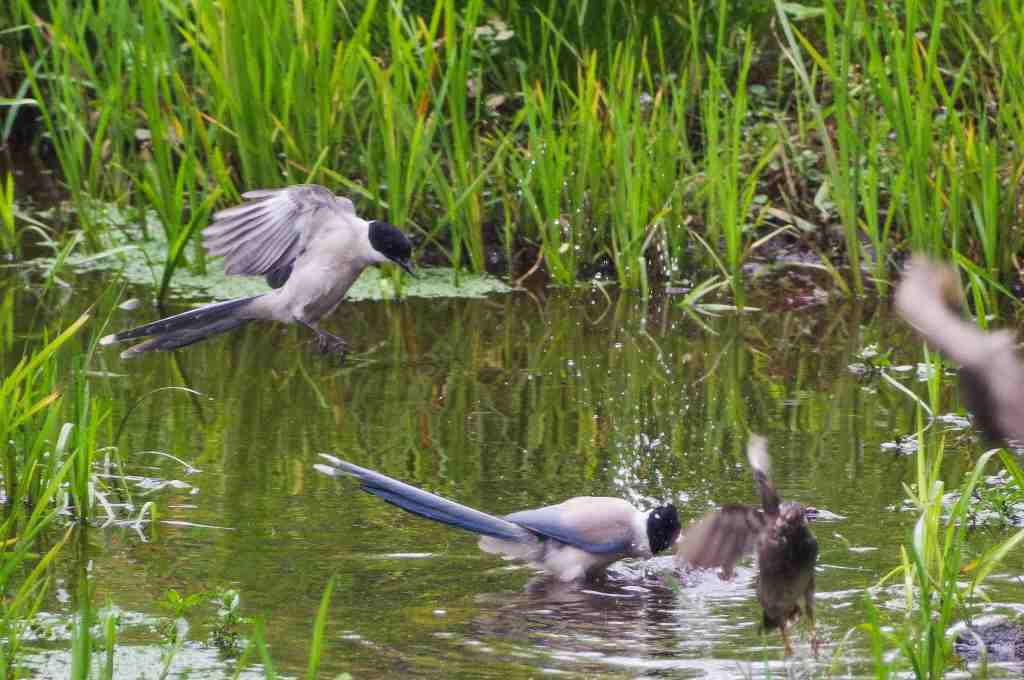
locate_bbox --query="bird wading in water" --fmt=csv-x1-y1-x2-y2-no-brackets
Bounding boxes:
315,455,682,583
676,435,819,656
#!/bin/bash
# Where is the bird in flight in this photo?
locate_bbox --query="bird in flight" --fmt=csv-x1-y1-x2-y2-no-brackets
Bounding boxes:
101,184,414,358
895,255,1024,446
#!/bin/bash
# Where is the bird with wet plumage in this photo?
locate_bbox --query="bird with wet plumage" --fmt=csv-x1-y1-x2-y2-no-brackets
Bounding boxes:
315,455,682,583
675,435,819,657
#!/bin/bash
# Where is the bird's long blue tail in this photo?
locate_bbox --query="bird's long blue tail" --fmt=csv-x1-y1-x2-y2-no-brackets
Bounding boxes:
100,295,260,358
315,455,528,543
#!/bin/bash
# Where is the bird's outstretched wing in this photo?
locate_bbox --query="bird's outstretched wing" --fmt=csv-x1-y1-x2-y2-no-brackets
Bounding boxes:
676,504,766,576
202,184,357,288
895,256,1024,444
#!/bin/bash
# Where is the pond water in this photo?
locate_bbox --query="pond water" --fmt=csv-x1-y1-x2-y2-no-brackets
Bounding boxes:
9,273,1024,678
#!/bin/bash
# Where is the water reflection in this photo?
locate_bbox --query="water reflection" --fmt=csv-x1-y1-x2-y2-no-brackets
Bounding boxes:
10,275,1024,677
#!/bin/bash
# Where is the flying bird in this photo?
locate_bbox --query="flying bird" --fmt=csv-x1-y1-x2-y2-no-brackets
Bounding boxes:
676,435,818,656
895,256,1024,445
101,184,414,358
315,455,681,583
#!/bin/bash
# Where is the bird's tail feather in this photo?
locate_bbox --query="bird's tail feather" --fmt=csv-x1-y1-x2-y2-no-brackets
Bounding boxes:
315,455,529,543
747,434,780,515
117,316,250,358
100,295,261,357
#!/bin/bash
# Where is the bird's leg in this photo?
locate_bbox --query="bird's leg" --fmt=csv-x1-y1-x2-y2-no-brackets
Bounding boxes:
299,320,348,357
318,330,348,355
780,623,794,658
805,588,820,657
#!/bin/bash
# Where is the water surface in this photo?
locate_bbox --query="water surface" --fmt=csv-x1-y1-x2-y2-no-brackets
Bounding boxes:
10,275,1024,678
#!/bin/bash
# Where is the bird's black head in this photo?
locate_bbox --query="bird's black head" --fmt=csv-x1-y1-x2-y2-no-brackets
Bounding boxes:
647,503,682,554
368,220,415,276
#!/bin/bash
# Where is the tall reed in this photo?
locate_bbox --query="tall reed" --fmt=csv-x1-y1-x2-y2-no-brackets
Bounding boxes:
860,353,1024,676
0,173,16,257
0,308,90,674
10,0,1024,297
701,19,776,304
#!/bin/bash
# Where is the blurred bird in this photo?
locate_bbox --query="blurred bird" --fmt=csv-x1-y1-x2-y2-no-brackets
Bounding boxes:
675,435,818,656
954,618,1024,666
101,184,414,358
315,455,681,583
895,256,1024,445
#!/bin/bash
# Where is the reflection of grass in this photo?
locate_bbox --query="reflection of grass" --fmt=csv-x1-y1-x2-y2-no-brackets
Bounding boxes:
5,276,1024,675
7,0,1024,299
1,287,347,677
1,173,16,256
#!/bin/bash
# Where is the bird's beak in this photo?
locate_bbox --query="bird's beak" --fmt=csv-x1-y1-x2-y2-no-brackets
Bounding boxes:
393,258,417,278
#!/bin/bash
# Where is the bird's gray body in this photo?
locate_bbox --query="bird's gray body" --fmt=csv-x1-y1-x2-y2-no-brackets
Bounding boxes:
315,456,678,582
954,619,1024,664
101,185,412,357
207,186,385,325
478,497,654,581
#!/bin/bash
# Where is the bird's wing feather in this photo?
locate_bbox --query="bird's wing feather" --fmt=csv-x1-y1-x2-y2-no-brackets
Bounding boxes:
894,256,995,366
202,184,357,281
504,497,637,554
676,505,766,574
896,257,1024,443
